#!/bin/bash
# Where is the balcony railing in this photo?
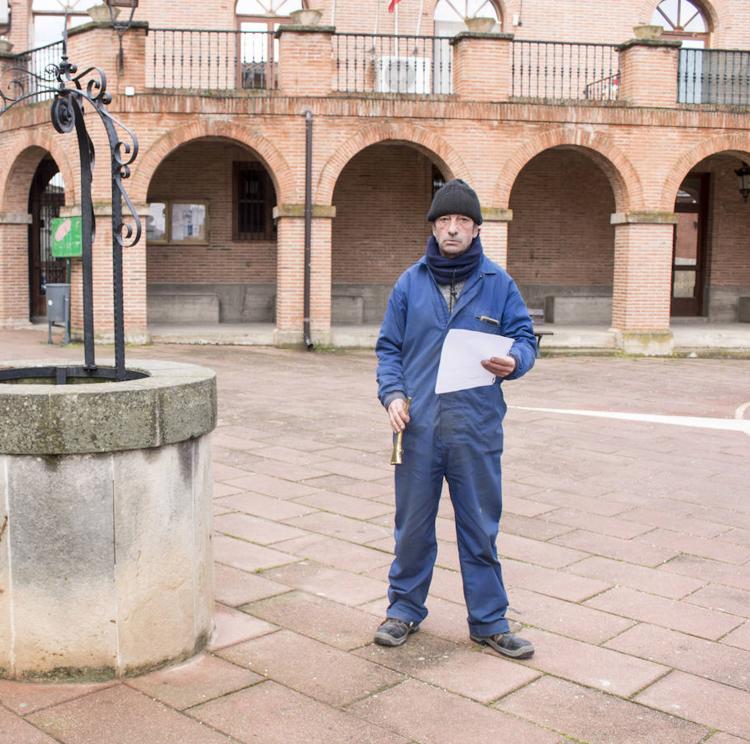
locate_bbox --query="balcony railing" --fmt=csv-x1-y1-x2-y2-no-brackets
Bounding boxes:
147,28,277,91
0,41,64,104
333,33,453,95
678,48,750,105
512,40,620,101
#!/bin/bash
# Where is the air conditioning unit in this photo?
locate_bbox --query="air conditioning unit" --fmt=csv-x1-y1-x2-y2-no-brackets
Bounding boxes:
376,56,431,94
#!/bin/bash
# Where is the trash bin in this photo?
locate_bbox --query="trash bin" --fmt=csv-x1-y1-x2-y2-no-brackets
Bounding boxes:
46,283,70,344
46,283,70,323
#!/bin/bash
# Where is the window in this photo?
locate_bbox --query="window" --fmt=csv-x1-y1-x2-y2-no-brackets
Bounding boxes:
233,162,277,240
32,0,99,47
651,0,709,45
146,201,208,244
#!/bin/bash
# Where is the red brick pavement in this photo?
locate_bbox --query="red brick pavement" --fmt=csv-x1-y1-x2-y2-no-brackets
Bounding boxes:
1,329,749,743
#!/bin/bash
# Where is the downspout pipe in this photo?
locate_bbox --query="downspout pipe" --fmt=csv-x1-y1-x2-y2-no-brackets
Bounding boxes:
303,110,314,350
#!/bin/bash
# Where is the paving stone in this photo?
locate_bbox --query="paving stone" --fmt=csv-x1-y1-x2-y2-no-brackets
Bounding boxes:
496,675,708,744
686,584,750,618
635,671,750,739
309,458,390,481
214,512,307,545
211,432,265,451
261,561,387,605
212,462,253,482
660,555,750,592
0,679,116,715
604,623,750,691
501,494,558,517
722,528,750,548
270,533,392,572
515,488,629,516
508,587,635,643
501,513,575,541
222,472,322,499
500,533,589,568
242,591,377,650
705,733,750,744
213,534,296,572
284,511,391,544
211,482,243,499
504,558,612,601
217,629,402,706
334,480,395,501
517,628,669,697
190,680,408,744
0,707,59,744
616,506,725,539
294,490,394,519
635,528,750,564
567,556,705,598
721,622,750,651
585,586,743,640
215,491,317,520
248,458,332,482
355,632,540,703
213,563,290,607
552,529,679,566
26,685,234,744
544,507,655,539
349,678,559,744
208,604,277,650
245,445,325,466
126,653,262,709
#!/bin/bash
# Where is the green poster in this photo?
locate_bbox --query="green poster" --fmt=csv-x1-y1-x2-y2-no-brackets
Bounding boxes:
50,216,83,258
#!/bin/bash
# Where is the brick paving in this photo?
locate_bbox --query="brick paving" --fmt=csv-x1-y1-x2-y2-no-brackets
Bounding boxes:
1,329,749,743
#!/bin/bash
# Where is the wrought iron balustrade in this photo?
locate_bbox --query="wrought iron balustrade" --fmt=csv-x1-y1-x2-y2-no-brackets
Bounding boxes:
0,41,64,104
512,40,620,101
333,33,453,95
148,28,277,91
678,48,750,105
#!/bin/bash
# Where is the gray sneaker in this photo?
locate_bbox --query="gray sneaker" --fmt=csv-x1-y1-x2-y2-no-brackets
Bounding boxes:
374,617,419,647
470,632,534,659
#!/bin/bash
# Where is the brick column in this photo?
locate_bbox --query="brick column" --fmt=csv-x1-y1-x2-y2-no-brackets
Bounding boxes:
611,212,677,355
66,21,149,97
274,204,335,346
62,204,148,344
616,37,681,107
451,33,513,101
276,26,335,97
0,213,32,328
479,207,512,266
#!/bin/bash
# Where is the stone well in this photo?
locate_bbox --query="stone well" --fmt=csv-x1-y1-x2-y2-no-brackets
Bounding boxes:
0,360,216,680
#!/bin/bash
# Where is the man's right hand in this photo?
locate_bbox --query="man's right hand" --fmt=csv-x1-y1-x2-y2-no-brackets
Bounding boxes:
387,398,411,433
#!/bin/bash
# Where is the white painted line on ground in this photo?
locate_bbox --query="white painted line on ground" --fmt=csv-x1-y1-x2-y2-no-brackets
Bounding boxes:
512,406,750,435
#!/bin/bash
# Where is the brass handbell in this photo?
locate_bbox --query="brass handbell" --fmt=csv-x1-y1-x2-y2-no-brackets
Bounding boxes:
390,397,412,465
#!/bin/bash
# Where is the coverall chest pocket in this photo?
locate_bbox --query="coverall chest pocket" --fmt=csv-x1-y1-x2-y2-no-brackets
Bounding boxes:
470,310,501,334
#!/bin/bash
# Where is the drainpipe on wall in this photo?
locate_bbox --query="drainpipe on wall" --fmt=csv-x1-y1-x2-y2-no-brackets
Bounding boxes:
303,110,314,350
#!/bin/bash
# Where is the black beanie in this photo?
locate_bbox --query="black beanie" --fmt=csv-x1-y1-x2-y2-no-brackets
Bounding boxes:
427,179,483,225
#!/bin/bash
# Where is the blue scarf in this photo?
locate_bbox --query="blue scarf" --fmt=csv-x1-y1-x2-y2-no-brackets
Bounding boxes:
425,235,483,286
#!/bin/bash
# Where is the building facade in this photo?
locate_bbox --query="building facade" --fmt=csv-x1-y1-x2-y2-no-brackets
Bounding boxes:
1,0,749,354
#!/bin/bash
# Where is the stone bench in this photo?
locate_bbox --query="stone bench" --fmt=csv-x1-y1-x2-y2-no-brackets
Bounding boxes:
544,295,612,325
148,293,220,324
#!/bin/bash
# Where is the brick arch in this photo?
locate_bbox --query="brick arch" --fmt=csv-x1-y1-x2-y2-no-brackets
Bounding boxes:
316,123,470,204
0,132,76,212
661,132,750,209
493,128,641,212
129,119,295,204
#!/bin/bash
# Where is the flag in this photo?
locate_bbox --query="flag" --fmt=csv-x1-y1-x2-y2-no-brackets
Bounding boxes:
388,0,402,12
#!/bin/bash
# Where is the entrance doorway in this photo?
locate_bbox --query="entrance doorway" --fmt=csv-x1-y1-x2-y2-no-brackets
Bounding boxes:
672,173,709,316
28,158,65,319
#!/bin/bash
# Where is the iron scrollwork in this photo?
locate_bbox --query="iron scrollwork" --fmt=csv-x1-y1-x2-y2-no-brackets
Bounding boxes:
0,23,141,380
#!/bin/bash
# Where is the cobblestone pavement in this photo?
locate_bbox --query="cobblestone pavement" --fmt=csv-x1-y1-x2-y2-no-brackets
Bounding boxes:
1,329,749,744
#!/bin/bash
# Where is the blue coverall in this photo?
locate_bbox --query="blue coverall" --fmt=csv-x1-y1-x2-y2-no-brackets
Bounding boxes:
376,249,536,637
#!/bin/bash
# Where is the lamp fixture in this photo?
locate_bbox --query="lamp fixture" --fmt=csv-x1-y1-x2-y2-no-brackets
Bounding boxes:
736,162,750,203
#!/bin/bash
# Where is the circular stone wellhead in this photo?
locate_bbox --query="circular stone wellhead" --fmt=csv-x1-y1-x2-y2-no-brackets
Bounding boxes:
0,360,217,681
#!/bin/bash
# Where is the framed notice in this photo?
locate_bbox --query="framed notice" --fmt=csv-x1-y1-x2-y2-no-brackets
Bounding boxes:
50,216,83,258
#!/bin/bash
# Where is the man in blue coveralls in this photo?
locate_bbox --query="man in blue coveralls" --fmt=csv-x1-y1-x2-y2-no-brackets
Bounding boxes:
374,179,537,659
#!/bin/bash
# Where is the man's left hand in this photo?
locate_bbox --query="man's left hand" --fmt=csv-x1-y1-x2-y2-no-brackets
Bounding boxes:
481,355,516,378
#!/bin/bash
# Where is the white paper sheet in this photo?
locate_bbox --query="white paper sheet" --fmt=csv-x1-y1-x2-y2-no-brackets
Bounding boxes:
435,329,514,394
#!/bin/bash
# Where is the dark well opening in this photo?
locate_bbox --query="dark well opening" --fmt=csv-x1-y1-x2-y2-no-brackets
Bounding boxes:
0,366,150,385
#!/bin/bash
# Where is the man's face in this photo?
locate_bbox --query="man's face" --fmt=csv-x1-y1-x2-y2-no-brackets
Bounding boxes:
432,214,480,257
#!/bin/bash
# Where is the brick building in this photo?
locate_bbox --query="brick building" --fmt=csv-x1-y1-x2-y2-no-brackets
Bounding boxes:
0,0,749,354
